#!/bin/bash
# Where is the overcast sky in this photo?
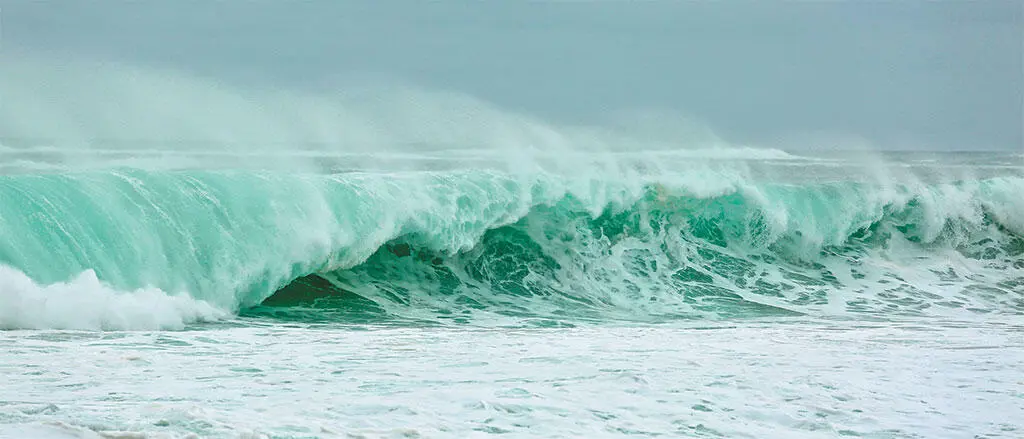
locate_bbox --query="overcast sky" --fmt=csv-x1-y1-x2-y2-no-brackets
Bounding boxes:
2,2,1021,151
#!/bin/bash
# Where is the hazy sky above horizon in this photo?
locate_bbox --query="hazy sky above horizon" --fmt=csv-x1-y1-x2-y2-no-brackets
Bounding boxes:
2,2,1021,151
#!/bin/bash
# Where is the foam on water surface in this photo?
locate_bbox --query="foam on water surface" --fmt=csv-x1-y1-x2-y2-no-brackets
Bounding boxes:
0,322,1021,438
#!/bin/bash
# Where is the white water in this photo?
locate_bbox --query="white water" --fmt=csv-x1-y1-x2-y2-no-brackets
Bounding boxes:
0,320,1020,438
0,267,223,331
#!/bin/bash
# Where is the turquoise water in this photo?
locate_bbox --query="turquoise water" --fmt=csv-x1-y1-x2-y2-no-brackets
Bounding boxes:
0,147,1021,438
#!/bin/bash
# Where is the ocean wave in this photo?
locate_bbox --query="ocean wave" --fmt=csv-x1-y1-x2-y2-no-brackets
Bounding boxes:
0,167,1020,329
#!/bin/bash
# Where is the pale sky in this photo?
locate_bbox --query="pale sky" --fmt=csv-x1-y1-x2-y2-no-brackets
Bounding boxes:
2,2,1021,150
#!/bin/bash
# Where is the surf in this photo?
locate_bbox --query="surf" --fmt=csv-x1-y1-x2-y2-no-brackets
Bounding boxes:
0,163,1020,329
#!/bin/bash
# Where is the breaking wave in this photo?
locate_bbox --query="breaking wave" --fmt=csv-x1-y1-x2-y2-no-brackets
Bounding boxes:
0,166,1020,329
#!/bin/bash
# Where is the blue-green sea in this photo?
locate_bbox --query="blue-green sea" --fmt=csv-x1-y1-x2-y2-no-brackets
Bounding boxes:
0,144,1021,438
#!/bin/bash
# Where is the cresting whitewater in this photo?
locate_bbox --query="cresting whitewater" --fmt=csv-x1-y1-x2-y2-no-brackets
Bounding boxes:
0,59,1022,439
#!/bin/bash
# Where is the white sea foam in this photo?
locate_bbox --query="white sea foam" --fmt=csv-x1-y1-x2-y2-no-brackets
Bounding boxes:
0,266,225,330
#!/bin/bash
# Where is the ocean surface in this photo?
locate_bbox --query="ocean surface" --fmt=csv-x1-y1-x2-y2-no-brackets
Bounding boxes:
0,145,1021,438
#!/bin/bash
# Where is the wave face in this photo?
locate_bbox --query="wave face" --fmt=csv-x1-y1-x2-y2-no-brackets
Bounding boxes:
1,155,1021,329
